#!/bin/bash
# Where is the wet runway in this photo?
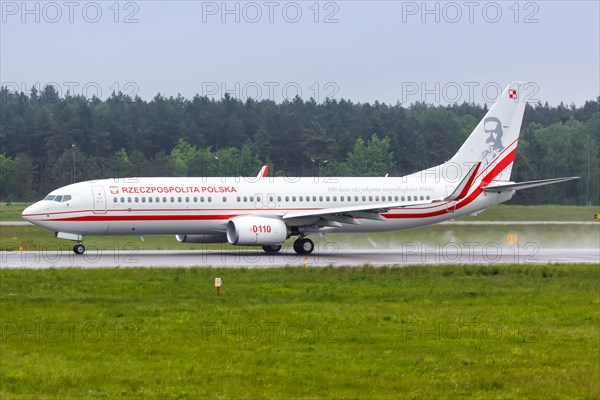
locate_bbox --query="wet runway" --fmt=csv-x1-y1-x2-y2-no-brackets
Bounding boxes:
2,247,598,269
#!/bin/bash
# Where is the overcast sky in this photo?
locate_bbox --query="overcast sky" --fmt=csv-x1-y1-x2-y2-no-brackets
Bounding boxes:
1,1,599,105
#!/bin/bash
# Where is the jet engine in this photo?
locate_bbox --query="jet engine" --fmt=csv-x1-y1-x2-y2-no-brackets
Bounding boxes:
226,216,289,245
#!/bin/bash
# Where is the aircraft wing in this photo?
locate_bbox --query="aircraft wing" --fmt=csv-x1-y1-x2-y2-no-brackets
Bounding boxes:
482,177,579,192
282,162,481,227
282,199,433,227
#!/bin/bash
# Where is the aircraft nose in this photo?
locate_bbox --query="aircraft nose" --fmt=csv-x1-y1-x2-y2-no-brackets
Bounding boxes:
22,202,43,222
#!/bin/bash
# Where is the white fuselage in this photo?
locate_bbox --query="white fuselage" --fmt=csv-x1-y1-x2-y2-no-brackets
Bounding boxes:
21,174,514,237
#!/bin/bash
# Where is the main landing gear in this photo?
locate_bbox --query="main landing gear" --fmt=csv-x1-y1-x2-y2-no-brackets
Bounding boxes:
260,238,315,255
293,237,314,255
73,243,86,255
261,244,282,254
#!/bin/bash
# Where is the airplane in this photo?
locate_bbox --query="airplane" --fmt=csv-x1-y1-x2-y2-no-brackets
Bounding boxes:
22,83,578,255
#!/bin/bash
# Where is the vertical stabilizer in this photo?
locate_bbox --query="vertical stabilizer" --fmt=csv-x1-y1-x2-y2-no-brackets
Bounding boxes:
450,82,526,182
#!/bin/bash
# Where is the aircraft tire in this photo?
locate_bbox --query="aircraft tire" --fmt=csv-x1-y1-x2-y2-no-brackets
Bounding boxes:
73,243,86,255
294,238,314,255
262,244,282,254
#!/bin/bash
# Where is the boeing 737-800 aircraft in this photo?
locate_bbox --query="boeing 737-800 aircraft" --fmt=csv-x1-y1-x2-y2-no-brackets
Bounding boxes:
22,83,577,255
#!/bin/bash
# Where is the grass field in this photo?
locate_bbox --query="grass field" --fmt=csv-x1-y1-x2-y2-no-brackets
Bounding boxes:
1,265,598,399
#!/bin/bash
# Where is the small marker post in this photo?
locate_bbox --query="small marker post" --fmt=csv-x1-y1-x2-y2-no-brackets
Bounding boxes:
215,277,222,296
304,256,308,268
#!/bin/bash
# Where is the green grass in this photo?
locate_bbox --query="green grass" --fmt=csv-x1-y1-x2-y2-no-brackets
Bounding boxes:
0,203,30,221
1,265,598,399
459,205,599,221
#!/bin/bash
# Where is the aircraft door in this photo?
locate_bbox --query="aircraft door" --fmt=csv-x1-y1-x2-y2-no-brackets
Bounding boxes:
92,186,107,214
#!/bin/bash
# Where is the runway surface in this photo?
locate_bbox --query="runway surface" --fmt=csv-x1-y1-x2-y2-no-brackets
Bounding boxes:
2,247,598,268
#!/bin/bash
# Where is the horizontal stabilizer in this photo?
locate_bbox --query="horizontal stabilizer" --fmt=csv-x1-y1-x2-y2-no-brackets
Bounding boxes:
482,177,579,192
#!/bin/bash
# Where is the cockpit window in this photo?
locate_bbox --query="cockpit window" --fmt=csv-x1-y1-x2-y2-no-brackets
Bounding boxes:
44,195,56,201
54,195,63,202
62,195,71,202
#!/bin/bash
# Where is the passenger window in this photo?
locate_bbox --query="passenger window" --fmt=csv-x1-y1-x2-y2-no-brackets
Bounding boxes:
256,196,260,202
250,196,254,202
277,196,282,202
285,196,289,202
163,197,167,203
319,196,323,201
149,197,153,203
362,196,366,201
121,197,125,203
313,196,317,201
178,197,182,202
208,197,212,202
243,196,247,202
135,197,139,203
113,197,118,203
185,197,189,202
395,196,399,201
194,197,198,202
375,196,379,201
333,196,337,201
369,196,373,201
222,197,227,202
299,196,303,201
170,197,174,202
200,197,204,203
237,197,241,202
141,197,146,203
420,196,424,201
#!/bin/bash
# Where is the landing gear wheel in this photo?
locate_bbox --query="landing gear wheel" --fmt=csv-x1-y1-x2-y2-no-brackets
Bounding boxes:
293,238,314,255
73,243,86,255
262,244,282,254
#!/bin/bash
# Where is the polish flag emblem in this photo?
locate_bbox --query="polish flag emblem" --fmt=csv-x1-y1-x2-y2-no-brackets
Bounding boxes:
508,89,517,99
109,186,119,194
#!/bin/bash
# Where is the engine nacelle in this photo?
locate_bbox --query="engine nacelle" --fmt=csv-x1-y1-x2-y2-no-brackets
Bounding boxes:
176,234,227,243
226,216,288,246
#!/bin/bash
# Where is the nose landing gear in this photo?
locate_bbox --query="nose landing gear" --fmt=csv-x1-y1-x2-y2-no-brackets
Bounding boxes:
73,243,86,255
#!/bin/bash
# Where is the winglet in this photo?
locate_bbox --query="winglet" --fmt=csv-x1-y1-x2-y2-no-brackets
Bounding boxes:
443,162,481,202
256,165,269,179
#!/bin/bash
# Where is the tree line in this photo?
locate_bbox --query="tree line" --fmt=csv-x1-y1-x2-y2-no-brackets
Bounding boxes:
0,85,598,204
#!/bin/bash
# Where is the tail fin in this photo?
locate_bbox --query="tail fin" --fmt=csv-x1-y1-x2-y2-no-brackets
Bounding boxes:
450,82,526,182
